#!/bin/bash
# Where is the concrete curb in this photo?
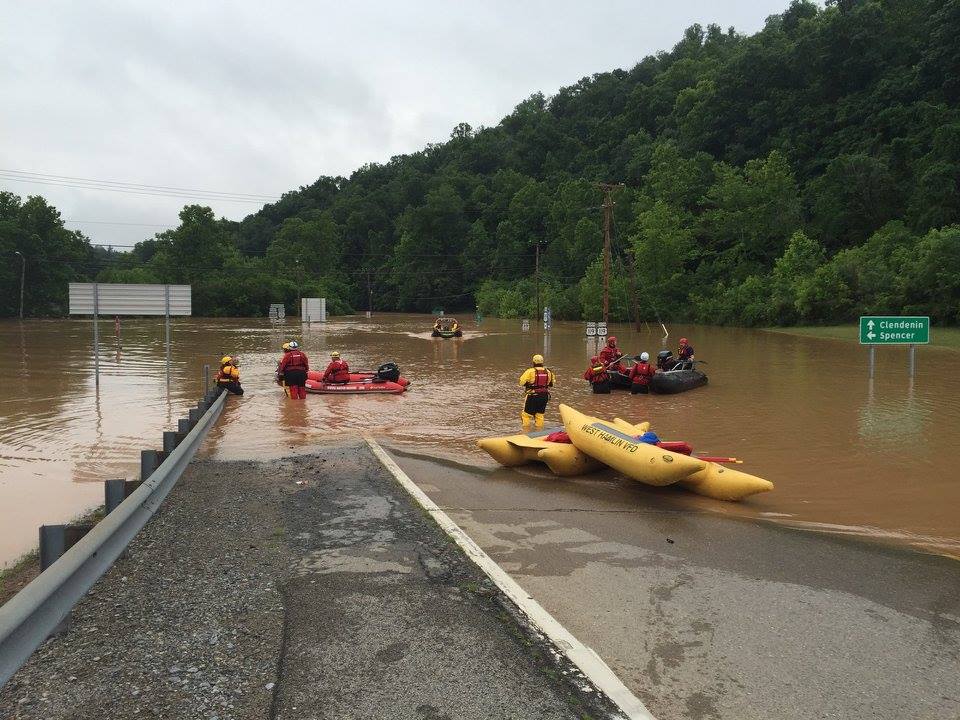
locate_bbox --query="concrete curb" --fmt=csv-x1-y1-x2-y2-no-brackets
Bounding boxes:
364,436,656,720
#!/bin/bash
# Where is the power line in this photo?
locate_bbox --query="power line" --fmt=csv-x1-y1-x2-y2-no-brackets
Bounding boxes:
0,172,278,204
65,219,177,228
1,169,280,200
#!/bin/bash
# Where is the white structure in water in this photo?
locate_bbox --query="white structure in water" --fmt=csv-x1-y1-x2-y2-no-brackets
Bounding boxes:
301,297,327,323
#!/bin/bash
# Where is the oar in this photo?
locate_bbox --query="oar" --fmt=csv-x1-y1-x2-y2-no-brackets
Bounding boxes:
695,455,742,464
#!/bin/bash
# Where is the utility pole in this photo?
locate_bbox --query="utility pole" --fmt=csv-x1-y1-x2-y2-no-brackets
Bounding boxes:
14,250,24,320
598,183,624,325
534,241,541,322
627,246,641,331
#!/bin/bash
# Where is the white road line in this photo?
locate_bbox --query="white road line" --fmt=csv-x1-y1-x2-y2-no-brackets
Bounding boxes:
364,437,657,720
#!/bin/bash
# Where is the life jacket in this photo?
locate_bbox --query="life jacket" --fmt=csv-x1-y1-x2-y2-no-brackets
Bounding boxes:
678,344,694,360
526,367,551,395
630,362,654,385
281,350,309,372
216,365,239,384
324,359,350,383
584,364,608,383
599,346,621,366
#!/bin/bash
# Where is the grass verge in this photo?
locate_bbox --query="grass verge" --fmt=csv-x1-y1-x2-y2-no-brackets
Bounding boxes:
763,325,960,351
0,506,107,607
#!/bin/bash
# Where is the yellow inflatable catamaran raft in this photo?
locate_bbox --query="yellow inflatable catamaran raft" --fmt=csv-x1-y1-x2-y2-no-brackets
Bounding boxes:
477,419,650,477
558,404,773,501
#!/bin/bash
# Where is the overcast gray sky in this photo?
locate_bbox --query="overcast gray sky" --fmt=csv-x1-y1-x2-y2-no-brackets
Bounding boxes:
1,1,792,248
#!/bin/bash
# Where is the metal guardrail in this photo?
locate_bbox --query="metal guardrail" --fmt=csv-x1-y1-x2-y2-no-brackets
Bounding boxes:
0,389,227,687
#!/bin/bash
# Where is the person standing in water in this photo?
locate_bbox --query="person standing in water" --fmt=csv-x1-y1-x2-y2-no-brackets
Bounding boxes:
628,352,656,394
583,355,611,394
518,354,555,430
277,340,309,399
216,356,244,395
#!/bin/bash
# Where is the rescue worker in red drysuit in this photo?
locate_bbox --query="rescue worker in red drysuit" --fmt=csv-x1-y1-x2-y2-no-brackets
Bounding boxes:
321,351,350,384
518,354,555,429
598,336,626,373
583,355,611,394
277,340,309,399
677,337,695,368
627,351,656,394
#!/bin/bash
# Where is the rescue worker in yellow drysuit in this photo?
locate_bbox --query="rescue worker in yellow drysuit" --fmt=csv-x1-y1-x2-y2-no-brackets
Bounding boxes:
518,354,555,430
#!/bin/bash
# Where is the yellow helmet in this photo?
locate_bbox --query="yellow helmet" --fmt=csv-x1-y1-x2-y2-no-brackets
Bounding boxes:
532,354,544,365
220,355,232,366
330,350,340,358
281,342,291,351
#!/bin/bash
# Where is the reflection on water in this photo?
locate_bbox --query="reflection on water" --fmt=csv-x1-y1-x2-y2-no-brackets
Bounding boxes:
858,378,931,448
2,315,960,566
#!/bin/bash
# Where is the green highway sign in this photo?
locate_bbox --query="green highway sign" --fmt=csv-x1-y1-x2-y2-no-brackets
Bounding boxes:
859,316,930,345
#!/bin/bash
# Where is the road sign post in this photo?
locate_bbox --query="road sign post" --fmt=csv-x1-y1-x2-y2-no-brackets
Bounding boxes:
859,316,929,378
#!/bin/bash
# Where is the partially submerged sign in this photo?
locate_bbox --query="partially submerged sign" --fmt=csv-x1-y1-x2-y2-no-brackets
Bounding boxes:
859,316,930,345
69,283,191,316
68,283,192,387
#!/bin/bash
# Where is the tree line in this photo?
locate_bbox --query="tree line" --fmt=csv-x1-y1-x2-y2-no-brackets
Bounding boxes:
2,0,958,324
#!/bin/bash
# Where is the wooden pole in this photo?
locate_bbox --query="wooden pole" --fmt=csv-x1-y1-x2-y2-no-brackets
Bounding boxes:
598,183,624,326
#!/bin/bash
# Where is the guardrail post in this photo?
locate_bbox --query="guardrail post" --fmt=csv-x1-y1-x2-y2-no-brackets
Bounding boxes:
141,450,161,481
105,479,126,514
178,418,191,434
188,408,201,426
39,525,66,572
163,431,178,454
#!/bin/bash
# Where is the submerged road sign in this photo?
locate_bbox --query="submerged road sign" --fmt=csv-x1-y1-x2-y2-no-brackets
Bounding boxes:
859,316,930,345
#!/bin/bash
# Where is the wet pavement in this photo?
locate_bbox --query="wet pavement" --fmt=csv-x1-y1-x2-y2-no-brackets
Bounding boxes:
390,450,960,720
0,442,625,720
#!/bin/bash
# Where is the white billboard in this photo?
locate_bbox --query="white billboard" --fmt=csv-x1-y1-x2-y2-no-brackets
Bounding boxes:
69,283,192,316
301,297,327,322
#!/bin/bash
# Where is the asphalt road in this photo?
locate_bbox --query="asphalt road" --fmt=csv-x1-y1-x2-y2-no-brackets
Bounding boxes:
0,444,624,720
391,449,960,720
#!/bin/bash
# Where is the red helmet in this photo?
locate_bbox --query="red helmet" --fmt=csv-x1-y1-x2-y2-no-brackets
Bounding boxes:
679,337,688,345
608,336,617,345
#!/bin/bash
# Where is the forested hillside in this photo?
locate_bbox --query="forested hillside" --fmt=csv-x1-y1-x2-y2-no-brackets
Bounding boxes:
3,0,959,323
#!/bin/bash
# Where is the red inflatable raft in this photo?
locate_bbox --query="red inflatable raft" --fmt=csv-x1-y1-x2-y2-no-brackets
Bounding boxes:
305,378,406,394
305,370,410,388
304,362,409,394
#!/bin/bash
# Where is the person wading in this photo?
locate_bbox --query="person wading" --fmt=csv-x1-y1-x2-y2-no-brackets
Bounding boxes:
321,351,350,384
518,354,555,430
278,340,309,399
628,352,656,394
583,355,611,394
216,356,244,395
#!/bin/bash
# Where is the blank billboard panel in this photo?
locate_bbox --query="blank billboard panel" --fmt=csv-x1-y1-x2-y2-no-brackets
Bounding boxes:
69,283,192,316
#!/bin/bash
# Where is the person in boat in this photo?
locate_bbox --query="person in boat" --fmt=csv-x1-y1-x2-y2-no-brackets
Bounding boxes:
677,337,695,368
321,350,350,384
215,356,243,395
277,340,309,399
582,355,611,394
598,336,626,373
627,352,656,394
433,317,443,332
518,354,555,430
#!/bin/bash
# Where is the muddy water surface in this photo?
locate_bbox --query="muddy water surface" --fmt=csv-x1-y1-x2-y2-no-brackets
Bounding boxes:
1,314,959,565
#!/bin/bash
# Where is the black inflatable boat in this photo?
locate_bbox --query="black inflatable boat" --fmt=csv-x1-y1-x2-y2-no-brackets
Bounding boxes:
649,367,708,394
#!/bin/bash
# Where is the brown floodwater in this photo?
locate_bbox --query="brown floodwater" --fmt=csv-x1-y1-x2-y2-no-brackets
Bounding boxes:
1,314,958,566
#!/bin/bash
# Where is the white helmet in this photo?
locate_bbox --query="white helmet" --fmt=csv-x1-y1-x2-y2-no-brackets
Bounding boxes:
640,352,649,362
288,340,299,349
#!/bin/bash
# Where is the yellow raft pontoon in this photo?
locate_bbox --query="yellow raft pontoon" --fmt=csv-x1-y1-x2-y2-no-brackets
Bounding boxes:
559,404,773,501
477,419,650,477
